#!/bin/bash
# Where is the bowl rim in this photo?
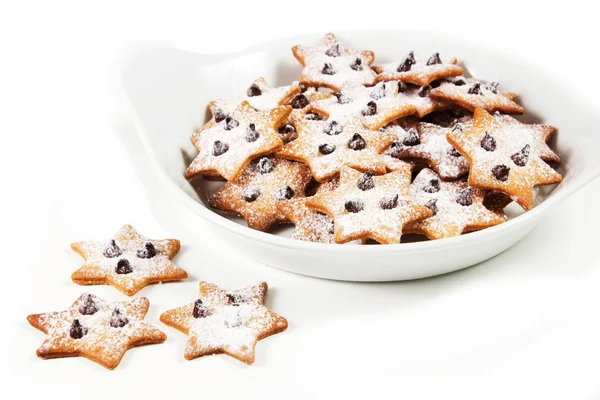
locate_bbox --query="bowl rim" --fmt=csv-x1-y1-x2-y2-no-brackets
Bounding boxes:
121,29,600,253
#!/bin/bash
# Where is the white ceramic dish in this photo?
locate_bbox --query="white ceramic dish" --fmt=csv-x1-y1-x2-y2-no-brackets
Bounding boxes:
121,31,600,281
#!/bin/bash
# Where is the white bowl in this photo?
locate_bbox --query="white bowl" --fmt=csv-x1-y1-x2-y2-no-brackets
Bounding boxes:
121,31,600,281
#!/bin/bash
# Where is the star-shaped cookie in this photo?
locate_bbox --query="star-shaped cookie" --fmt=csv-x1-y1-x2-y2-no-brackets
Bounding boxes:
306,166,432,244
429,77,524,115
308,81,417,130
27,294,166,370
447,107,562,210
276,116,395,182
70,225,187,296
372,51,464,86
382,120,471,180
406,168,506,239
208,77,301,119
185,102,291,182
292,33,376,91
208,157,312,231
160,281,288,365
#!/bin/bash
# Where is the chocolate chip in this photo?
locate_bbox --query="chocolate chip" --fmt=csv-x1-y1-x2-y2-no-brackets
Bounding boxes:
491,164,510,181
456,187,473,206
278,124,295,135
333,92,352,104
103,239,122,258
137,242,156,259
379,194,399,210
226,293,243,306
291,94,309,109
344,199,364,213
78,294,98,315
322,63,335,75
348,133,366,150
511,144,530,167
318,143,336,155
69,319,87,339
480,131,496,152
192,299,209,318
350,58,363,71
325,44,340,57
304,112,323,121
427,52,442,65
423,179,441,193
370,84,386,100
468,82,482,95
276,186,294,201
453,77,467,86
115,258,133,275
247,83,262,97
485,81,499,94
361,101,377,116
213,107,227,123
212,140,229,156
357,171,375,191
109,308,129,328
299,82,308,93
242,187,260,202
257,157,274,174
397,51,415,72
326,218,335,234
447,147,462,157
323,120,343,135
390,141,404,159
418,85,431,98
425,198,438,215
223,116,239,130
397,81,408,93
245,123,260,142
403,128,420,146
278,124,297,143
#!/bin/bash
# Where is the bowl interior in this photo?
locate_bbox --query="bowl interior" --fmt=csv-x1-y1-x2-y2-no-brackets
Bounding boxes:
122,31,600,246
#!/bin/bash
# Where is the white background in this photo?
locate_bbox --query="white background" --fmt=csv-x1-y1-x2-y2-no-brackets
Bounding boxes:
2,1,600,399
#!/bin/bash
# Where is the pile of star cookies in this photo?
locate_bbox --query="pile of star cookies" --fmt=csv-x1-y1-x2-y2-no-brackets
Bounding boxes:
27,225,287,369
185,33,563,244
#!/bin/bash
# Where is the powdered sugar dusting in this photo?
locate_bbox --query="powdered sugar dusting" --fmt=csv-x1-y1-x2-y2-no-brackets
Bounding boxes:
31,294,165,368
161,282,287,364
430,78,524,114
382,121,470,180
307,167,431,244
373,53,463,86
448,109,562,209
277,117,393,182
210,78,301,115
71,225,184,294
310,82,416,129
186,103,288,181
293,33,376,90
278,196,362,244
208,157,312,231
408,168,505,239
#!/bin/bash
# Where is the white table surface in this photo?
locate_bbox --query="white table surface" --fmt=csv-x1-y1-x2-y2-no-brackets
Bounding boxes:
2,1,600,398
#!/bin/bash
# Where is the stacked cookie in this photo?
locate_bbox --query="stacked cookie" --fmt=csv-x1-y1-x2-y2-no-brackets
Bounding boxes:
185,33,563,244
